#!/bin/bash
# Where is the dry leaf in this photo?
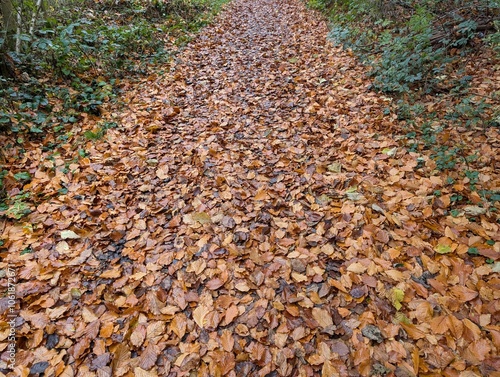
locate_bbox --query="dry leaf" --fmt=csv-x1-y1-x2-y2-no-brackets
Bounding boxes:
193,305,209,328
312,307,333,329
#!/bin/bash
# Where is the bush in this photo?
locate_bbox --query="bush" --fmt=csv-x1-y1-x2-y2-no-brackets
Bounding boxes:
0,0,229,218
314,0,499,194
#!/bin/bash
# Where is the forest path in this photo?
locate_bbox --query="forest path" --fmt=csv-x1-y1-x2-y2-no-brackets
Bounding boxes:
5,0,499,376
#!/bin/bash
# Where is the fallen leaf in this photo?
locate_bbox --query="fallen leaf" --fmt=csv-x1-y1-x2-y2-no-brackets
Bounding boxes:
312,307,333,329
60,230,80,239
193,305,209,328
390,288,405,310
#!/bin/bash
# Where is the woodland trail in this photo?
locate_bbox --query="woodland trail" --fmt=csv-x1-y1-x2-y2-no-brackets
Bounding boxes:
3,0,499,376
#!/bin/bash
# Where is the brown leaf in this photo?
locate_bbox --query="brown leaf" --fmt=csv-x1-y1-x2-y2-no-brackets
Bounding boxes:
193,304,210,328
170,313,187,339
449,285,479,302
139,343,159,370
111,343,130,376
214,351,236,375
430,315,449,334
322,360,339,377
331,340,350,356
134,367,158,377
400,323,426,340
146,321,165,340
69,336,90,360
312,307,333,329
130,324,147,347
220,329,234,352
206,278,225,290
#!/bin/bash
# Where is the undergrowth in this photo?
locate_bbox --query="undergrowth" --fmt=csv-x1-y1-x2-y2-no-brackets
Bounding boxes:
0,0,229,217
309,0,500,207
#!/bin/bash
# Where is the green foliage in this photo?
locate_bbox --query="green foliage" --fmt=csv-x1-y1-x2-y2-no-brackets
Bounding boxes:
1,0,228,136
314,0,499,196
2,192,32,219
1,0,228,220
0,169,7,198
486,20,500,57
84,121,117,140
36,18,168,78
368,7,459,94
321,0,498,96
432,146,460,170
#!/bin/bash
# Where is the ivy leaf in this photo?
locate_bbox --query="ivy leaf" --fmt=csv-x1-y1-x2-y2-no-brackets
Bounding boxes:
14,172,31,181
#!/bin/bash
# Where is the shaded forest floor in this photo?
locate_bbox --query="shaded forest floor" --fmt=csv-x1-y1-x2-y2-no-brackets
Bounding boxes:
1,0,499,376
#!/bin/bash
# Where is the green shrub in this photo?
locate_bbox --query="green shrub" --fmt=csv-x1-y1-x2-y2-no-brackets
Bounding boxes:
315,0,499,194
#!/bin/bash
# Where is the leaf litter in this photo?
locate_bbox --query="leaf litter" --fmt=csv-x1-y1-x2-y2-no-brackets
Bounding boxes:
1,0,499,376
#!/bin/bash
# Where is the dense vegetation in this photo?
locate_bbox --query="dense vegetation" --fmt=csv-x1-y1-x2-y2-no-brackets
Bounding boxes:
308,0,500,209
0,0,227,215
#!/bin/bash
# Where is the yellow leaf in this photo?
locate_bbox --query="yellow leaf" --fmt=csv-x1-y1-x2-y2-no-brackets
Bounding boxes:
390,288,405,310
435,244,452,254
192,212,211,224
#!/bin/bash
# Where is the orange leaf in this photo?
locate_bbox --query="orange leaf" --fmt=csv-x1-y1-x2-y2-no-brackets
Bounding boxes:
220,330,234,352
430,315,449,334
400,323,426,340
449,285,478,302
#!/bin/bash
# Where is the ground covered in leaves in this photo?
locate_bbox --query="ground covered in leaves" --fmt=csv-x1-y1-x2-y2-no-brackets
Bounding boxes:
1,0,500,376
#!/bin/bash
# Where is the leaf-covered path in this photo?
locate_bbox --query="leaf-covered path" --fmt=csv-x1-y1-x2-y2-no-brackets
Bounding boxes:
3,0,499,376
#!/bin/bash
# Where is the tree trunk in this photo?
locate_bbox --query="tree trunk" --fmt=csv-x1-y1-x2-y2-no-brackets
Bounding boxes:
1,0,17,50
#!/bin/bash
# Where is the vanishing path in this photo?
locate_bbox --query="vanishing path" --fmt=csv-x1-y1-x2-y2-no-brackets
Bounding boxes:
6,0,498,376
